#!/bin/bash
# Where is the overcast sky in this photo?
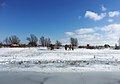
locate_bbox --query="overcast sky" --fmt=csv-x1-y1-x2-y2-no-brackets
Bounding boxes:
0,0,120,45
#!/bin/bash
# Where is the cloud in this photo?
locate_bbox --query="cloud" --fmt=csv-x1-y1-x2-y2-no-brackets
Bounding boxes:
101,5,107,11
100,24,120,41
65,24,120,45
85,11,106,21
101,24,120,31
75,28,95,34
65,32,75,36
108,11,120,17
83,5,120,23
108,19,113,22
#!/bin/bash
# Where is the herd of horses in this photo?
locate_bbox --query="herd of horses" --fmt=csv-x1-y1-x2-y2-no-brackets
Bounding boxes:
48,44,74,50
0,43,74,50
64,44,74,50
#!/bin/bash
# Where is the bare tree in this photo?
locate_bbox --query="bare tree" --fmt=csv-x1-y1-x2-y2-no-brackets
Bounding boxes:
118,38,120,49
4,35,20,45
55,40,62,49
0,42,2,48
26,34,38,47
70,37,78,46
9,35,20,44
39,36,51,47
4,37,10,45
45,38,51,47
39,36,45,46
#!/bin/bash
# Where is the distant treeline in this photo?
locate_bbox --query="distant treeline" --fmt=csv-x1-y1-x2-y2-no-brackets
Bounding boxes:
0,34,78,48
0,34,119,49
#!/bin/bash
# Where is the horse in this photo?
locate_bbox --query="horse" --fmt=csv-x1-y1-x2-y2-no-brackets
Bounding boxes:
65,44,74,50
48,44,54,50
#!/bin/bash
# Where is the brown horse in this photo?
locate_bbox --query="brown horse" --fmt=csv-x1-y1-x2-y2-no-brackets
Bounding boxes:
65,44,74,50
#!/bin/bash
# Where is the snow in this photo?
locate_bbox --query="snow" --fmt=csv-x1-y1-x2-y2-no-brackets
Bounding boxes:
0,47,120,72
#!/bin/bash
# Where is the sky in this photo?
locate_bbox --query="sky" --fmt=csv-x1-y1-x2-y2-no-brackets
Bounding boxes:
0,0,120,45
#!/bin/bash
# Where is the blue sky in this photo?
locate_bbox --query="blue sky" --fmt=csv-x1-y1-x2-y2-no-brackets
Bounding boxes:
0,0,120,45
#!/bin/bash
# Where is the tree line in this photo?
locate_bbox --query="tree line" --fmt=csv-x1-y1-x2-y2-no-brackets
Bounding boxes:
0,34,78,48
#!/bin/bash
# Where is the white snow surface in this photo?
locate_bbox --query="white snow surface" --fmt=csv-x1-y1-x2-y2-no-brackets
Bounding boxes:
0,47,120,72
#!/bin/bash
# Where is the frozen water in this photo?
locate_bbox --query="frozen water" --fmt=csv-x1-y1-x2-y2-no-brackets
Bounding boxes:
0,72,120,84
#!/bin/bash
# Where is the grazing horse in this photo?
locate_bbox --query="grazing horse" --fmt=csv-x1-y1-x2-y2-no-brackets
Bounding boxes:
65,44,74,50
48,44,54,50
65,44,68,50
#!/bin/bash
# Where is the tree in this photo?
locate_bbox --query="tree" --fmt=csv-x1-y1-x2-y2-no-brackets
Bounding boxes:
4,37,10,45
39,36,45,46
9,35,20,44
70,37,78,46
26,34,38,47
118,38,120,49
4,35,20,45
55,40,62,49
44,38,51,47
0,42,2,48
39,36,51,47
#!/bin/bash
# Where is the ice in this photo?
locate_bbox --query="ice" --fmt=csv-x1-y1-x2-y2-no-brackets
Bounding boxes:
0,72,120,84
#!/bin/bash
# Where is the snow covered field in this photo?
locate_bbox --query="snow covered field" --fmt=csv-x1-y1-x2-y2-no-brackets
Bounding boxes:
0,47,120,72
